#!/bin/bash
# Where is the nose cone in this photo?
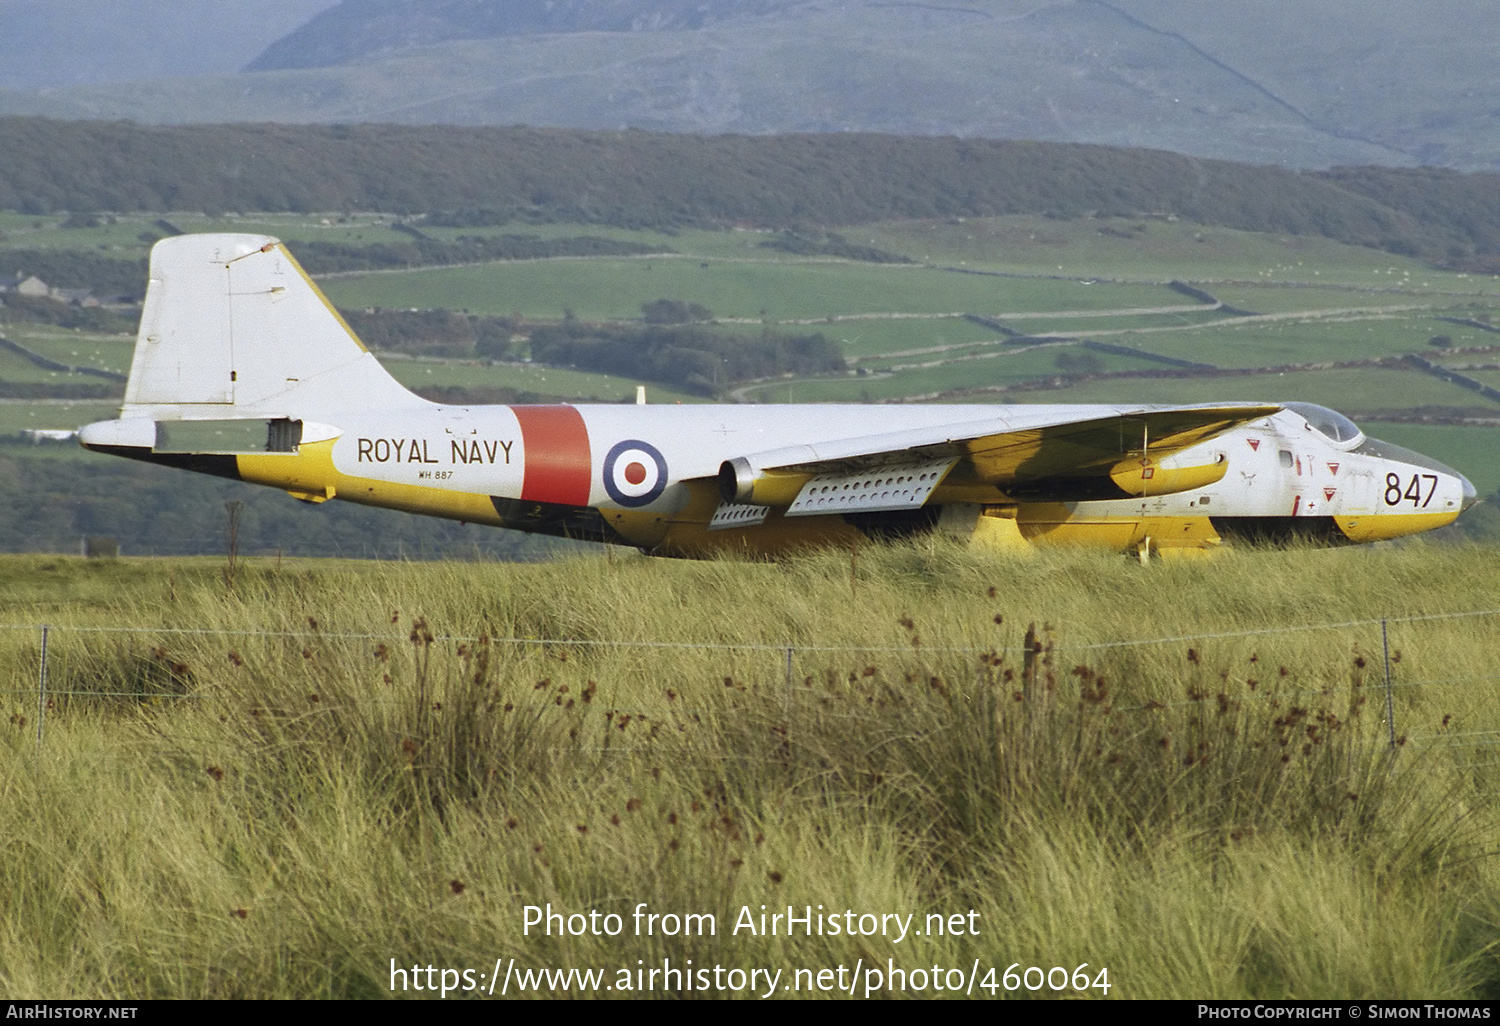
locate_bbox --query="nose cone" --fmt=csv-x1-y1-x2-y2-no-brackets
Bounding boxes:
1461,473,1479,512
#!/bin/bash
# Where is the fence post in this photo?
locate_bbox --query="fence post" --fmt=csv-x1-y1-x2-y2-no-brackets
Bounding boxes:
784,646,794,766
37,624,48,751
1381,617,1396,753
783,646,793,717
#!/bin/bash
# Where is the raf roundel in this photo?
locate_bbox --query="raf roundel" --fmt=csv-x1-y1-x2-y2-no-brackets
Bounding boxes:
603,439,668,507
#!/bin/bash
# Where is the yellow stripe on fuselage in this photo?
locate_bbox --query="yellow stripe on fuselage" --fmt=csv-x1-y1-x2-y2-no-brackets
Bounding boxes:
1015,503,1221,550
236,440,505,525
1334,511,1460,543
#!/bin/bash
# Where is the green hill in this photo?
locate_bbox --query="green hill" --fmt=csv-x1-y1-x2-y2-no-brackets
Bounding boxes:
3,120,1500,268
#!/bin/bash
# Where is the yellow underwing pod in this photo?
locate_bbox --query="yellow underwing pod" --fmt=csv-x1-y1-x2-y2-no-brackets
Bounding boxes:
1108,452,1228,498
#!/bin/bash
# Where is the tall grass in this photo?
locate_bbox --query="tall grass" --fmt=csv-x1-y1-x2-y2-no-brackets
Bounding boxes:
0,541,1496,998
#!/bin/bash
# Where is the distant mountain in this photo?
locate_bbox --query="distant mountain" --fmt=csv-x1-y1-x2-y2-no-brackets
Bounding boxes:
0,0,332,90
245,0,798,72
0,1,1496,172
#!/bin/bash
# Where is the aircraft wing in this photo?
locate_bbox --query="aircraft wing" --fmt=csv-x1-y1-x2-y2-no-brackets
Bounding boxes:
718,403,1281,513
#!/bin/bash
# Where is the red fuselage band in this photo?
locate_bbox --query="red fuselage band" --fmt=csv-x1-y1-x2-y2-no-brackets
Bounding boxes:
513,405,593,507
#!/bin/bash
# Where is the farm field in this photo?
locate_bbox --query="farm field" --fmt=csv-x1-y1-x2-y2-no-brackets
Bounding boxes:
1069,317,1484,370
319,257,1190,322
8,327,134,375
859,215,1478,286
378,355,704,405
0,401,117,437
2,207,1499,551
971,365,1471,412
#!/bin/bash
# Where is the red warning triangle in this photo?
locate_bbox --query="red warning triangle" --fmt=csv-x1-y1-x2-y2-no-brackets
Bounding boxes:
1327,462,1340,475
1323,487,1336,501
1247,438,1261,451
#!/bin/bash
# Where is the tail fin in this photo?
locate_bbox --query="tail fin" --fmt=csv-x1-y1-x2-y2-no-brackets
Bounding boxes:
121,234,421,419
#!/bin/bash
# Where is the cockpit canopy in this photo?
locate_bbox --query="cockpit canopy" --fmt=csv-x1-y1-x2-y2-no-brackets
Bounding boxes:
1283,402,1364,447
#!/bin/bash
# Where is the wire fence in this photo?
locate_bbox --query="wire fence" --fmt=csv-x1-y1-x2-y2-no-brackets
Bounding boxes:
2,606,1499,758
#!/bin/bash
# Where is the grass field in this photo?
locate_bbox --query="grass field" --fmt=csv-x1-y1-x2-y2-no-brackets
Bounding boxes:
319,259,1187,323
378,355,704,405
9,328,134,375
859,215,1480,286
0,402,116,436
735,345,1167,403
0,543,1498,998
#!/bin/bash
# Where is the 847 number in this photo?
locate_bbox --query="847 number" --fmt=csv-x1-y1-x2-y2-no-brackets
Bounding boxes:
1385,473,1438,508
